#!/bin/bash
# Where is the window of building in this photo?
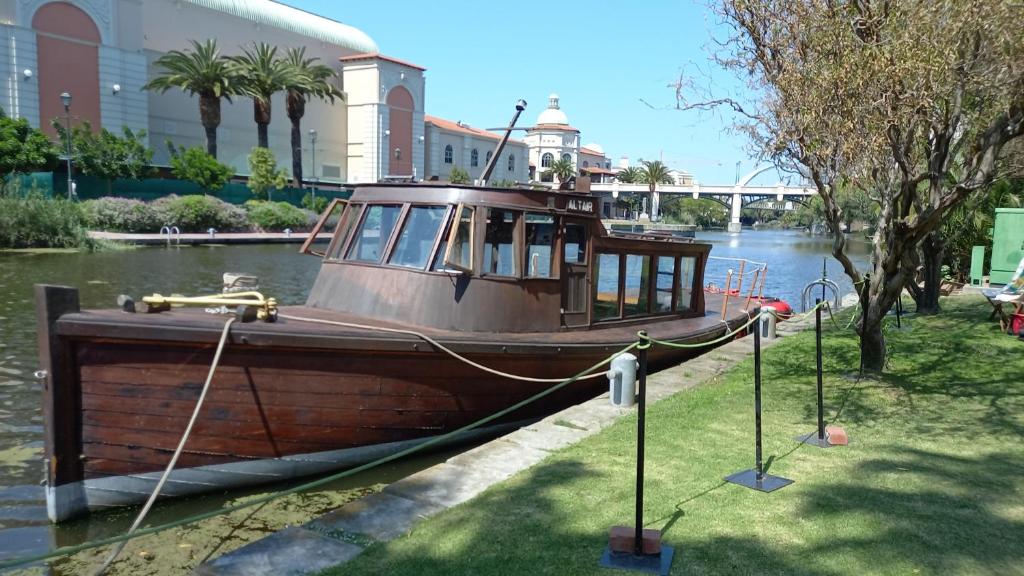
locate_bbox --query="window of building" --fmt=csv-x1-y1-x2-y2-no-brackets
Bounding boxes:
582,160,589,168
561,153,572,163
346,204,402,263
437,204,475,272
483,208,518,276
524,213,555,278
471,149,479,167
388,205,447,269
486,150,493,164
594,253,621,320
508,154,515,172
541,152,553,168
605,161,611,169
444,144,453,164
623,254,651,316
655,256,675,312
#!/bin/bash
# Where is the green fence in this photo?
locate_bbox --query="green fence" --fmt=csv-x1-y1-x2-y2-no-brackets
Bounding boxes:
8,172,351,207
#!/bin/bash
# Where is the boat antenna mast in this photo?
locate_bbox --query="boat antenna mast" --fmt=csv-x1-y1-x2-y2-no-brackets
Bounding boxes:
476,99,527,186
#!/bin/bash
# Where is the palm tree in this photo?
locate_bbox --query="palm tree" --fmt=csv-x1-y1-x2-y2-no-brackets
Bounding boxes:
230,43,293,149
615,166,643,183
544,157,576,185
639,160,675,220
282,47,344,186
143,39,237,159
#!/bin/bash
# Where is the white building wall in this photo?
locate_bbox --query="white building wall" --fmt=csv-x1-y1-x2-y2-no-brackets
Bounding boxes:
0,25,39,125
98,45,147,134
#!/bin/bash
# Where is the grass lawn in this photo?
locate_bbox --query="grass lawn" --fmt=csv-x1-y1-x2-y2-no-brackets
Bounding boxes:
320,297,1024,576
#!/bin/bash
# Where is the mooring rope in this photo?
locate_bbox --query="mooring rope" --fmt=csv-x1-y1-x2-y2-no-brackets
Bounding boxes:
92,317,236,576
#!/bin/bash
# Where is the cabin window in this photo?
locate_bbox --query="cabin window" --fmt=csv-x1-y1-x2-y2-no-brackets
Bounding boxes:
563,222,587,263
594,253,621,320
471,149,479,167
389,205,447,269
346,204,402,262
444,145,453,164
327,203,362,259
483,208,519,277
677,256,696,312
524,213,555,278
437,204,475,272
655,256,675,313
623,254,651,316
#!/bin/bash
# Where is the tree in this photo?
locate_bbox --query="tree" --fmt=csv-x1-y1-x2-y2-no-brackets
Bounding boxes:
53,120,153,194
167,142,234,193
544,157,576,184
282,47,344,186
615,166,643,183
685,0,1024,371
639,160,674,220
0,107,57,194
247,147,288,200
230,43,293,149
448,166,470,184
144,39,237,159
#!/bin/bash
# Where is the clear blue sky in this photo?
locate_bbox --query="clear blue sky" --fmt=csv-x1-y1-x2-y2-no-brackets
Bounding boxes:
294,0,763,185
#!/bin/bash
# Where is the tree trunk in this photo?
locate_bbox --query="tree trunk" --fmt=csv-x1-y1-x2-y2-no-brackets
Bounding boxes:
204,124,217,159
290,117,302,187
859,315,887,372
257,123,269,149
199,94,220,159
918,230,943,314
253,99,271,149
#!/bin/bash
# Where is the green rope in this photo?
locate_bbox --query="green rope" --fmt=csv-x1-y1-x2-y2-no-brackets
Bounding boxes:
1,341,639,570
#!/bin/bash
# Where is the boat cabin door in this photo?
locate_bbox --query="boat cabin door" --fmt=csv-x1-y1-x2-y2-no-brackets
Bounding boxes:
561,219,590,327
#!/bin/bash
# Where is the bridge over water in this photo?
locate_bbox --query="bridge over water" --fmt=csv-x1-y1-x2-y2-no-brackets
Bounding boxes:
589,166,816,232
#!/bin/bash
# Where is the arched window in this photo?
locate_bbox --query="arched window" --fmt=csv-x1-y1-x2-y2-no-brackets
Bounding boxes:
508,154,515,172
444,144,453,164
605,161,611,169
561,153,572,163
486,150,493,164
541,153,553,168
582,160,589,168
471,149,479,167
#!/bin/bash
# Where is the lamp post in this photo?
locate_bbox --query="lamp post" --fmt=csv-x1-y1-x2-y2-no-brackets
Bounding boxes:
309,129,317,207
60,92,72,200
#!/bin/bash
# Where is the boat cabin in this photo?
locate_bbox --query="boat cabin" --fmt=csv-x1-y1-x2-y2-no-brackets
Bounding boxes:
302,184,710,333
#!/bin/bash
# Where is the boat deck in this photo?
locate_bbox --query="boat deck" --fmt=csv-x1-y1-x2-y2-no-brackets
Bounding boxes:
56,293,753,354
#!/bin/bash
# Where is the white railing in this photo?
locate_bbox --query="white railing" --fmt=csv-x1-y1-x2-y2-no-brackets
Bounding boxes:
706,256,769,320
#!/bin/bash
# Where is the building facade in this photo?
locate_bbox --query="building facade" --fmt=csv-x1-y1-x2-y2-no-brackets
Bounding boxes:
424,115,529,183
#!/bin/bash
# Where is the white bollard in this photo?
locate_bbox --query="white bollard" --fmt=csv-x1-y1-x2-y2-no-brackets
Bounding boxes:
760,306,778,339
607,352,639,407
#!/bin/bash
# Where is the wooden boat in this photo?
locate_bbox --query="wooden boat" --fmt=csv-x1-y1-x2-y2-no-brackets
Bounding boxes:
35,182,756,522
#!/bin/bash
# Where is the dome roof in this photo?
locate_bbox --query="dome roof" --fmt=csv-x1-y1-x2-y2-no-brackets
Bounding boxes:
185,0,378,53
536,93,568,125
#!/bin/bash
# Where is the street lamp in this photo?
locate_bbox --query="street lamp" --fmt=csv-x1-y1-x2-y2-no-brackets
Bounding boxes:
309,129,317,207
60,92,72,200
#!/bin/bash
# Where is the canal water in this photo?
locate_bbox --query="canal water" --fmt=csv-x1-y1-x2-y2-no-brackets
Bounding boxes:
0,230,871,572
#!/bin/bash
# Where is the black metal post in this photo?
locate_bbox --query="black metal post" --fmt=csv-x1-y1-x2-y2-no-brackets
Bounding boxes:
753,323,763,479
634,332,648,556
725,308,794,491
479,99,526,185
816,298,825,441
821,258,827,304
895,294,902,329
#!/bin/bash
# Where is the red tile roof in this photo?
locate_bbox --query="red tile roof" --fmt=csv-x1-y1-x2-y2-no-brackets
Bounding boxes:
579,147,606,157
338,52,426,71
529,123,580,133
581,166,616,175
425,115,524,144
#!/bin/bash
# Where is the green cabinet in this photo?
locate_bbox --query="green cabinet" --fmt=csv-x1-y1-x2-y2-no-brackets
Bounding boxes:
990,208,1024,285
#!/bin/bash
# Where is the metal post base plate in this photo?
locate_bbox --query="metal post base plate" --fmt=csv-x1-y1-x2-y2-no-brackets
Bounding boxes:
599,545,675,575
724,469,794,492
794,432,833,448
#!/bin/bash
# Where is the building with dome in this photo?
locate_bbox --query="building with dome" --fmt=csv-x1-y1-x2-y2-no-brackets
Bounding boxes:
0,0,428,184
523,94,612,184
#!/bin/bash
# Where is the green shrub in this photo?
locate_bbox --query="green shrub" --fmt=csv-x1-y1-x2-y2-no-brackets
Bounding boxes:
167,143,235,193
244,200,317,231
449,166,470,184
0,192,88,248
152,194,247,232
301,192,329,214
80,197,161,232
247,147,288,200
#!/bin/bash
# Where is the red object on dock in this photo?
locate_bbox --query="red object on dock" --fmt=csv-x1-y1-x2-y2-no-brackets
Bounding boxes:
825,425,848,446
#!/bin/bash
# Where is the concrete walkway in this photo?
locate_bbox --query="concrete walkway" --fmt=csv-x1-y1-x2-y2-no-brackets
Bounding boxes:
88,230,330,246
194,311,822,576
